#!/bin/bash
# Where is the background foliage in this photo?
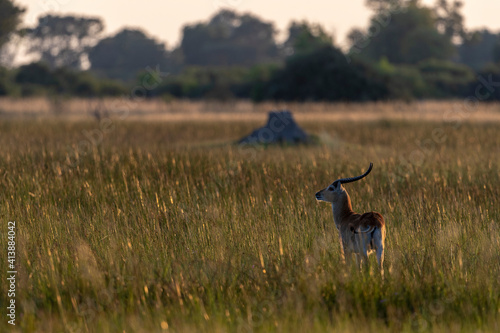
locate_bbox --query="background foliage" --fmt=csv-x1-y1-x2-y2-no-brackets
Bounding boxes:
2,0,500,101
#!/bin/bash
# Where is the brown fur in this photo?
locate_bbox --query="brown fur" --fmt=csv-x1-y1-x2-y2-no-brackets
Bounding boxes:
334,191,385,231
316,181,386,273
317,183,384,227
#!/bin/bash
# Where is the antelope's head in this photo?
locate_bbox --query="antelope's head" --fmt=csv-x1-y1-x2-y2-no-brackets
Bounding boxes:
315,163,373,204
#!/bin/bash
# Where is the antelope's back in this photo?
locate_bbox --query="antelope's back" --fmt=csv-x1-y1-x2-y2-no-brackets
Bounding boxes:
351,211,385,230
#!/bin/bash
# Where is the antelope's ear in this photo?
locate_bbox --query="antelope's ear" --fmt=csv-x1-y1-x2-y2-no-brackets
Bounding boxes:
334,181,344,192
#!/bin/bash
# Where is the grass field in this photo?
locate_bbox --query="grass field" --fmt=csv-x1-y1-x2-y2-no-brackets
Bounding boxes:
0,101,499,332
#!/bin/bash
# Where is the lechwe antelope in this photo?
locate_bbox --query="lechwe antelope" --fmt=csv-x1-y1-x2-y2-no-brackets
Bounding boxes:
315,163,386,274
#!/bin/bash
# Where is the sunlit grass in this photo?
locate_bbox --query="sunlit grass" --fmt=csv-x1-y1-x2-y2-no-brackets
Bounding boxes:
0,115,498,332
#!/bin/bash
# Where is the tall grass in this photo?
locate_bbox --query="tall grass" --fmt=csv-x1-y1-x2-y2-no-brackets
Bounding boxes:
1,97,500,122
0,116,499,332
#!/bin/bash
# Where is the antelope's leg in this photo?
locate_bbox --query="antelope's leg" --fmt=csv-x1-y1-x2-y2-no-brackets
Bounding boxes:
373,228,385,275
357,233,369,265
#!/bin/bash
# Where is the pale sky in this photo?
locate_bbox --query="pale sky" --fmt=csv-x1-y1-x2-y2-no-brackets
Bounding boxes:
15,0,500,49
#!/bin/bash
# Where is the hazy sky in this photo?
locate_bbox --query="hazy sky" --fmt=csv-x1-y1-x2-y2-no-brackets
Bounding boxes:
16,0,500,49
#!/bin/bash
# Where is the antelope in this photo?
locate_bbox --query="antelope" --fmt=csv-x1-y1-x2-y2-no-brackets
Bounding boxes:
315,163,386,274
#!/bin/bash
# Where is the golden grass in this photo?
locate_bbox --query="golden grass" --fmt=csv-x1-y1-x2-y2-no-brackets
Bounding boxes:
0,101,499,332
1,97,500,123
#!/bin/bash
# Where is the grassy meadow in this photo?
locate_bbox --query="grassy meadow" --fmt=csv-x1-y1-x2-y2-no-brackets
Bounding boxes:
0,100,499,332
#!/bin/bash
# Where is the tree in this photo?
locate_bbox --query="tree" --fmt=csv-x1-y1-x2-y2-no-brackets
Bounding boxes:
459,30,500,70
418,59,474,97
15,62,55,84
0,65,14,95
27,15,104,69
263,46,387,101
89,29,170,81
434,0,466,42
0,0,24,49
282,21,333,56
349,1,454,64
365,0,406,12
14,61,127,97
180,10,279,67
493,40,500,64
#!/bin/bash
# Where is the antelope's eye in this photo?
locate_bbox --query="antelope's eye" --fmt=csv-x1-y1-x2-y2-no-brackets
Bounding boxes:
328,186,334,191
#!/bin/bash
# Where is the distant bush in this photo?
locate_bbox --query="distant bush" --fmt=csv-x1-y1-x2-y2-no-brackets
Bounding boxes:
261,46,388,101
12,62,128,97
372,59,426,100
418,59,475,98
3,54,499,103
0,66,16,96
135,49,486,102
244,64,280,101
150,66,250,100
368,58,476,100
99,80,129,96
15,62,58,88
472,64,500,101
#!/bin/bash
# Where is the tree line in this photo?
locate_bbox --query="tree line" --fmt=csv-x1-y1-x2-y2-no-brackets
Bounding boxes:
1,0,500,102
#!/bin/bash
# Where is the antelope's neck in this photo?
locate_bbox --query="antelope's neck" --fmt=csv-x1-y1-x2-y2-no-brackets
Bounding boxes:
331,193,354,229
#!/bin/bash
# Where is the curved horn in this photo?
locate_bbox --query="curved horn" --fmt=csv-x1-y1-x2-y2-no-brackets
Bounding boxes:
336,163,373,185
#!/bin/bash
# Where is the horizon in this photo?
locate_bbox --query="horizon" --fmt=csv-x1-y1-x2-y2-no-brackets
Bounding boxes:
15,0,500,50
